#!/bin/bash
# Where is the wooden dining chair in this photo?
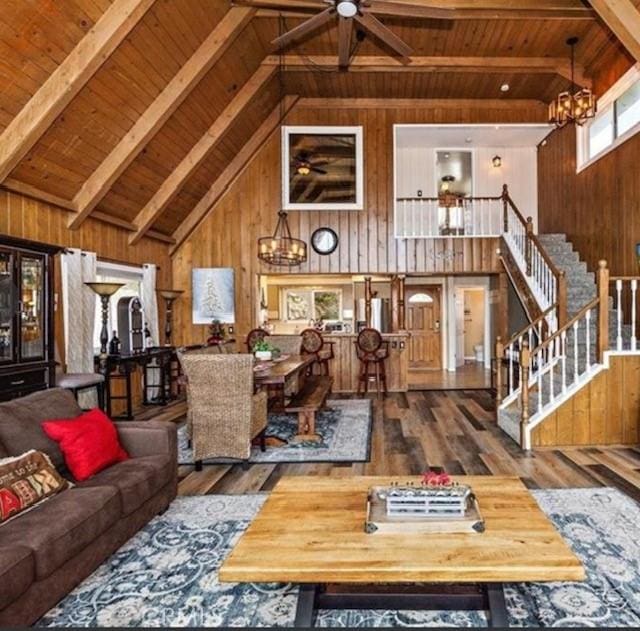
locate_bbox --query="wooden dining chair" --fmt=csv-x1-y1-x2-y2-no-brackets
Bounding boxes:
301,328,334,376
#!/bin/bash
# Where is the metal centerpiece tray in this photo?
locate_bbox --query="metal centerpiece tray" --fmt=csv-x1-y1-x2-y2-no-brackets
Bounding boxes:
365,475,485,534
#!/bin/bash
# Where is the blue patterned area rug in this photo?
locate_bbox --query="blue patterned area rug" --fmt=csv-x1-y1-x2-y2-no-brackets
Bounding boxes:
40,488,640,628
177,399,372,464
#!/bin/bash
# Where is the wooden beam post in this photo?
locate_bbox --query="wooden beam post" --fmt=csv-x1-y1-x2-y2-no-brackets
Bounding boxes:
519,339,531,450
0,0,155,183
590,0,640,61
364,277,373,328
170,96,300,252
128,63,276,245
68,7,255,230
398,274,406,331
597,260,610,362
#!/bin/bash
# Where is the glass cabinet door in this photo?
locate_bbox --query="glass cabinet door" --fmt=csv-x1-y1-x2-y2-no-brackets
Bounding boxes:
20,255,45,360
0,251,14,363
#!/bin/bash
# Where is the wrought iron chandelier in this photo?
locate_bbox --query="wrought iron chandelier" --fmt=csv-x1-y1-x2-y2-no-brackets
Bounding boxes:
548,37,596,128
257,15,307,267
258,211,307,266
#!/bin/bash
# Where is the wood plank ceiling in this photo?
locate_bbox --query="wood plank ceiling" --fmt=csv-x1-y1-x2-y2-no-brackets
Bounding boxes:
0,0,635,241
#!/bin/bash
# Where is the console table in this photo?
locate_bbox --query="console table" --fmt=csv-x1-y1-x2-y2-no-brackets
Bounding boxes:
97,347,174,419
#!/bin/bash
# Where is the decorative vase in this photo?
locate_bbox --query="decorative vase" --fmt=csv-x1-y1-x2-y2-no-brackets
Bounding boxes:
255,350,272,361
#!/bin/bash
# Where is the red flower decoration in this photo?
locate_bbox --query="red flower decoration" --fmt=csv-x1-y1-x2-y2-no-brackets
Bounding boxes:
422,471,451,486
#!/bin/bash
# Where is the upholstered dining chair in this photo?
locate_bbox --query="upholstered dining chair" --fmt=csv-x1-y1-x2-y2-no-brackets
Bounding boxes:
300,328,335,376
178,352,267,470
355,328,389,397
269,334,302,356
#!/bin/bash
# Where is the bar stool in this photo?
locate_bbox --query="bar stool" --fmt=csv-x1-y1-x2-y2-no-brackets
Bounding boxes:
56,373,106,411
355,328,389,397
246,328,269,353
301,328,334,376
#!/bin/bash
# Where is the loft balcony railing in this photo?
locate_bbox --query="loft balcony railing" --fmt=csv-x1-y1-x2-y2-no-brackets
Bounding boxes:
394,193,504,238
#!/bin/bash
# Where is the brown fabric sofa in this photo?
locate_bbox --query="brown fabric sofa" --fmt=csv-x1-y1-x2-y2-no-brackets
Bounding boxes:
0,388,178,626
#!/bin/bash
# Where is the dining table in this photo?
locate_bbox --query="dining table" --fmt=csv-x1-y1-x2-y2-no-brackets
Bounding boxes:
253,354,316,446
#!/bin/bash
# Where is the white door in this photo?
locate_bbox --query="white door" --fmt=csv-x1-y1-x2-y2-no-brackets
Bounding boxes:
455,290,465,368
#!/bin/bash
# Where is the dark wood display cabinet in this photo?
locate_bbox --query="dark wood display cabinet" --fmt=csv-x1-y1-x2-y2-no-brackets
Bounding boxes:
0,236,61,401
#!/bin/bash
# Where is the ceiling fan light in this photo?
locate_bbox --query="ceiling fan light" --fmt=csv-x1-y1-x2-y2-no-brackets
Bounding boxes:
336,0,358,18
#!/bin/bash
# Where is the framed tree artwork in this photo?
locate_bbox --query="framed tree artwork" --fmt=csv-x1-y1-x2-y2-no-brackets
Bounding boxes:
192,268,235,324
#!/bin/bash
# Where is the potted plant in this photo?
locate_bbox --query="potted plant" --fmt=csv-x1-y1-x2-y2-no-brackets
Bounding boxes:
253,339,274,361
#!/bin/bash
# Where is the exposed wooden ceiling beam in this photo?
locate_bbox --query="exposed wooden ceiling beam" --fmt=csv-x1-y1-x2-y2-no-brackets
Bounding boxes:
266,54,591,86
0,179,174,244
235,0,597,19
68,7,255,230
590,0,640,61
128,64,277,245
0,0,155,184
297,97,549,113
171,96,300,254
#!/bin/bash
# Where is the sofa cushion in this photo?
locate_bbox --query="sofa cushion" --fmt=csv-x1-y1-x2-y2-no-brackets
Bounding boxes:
42,408,129,482
0,486,120,580
0,450,70,524
0,440,8,459
0,389,81,470
0,546,34,610
78,454,171,516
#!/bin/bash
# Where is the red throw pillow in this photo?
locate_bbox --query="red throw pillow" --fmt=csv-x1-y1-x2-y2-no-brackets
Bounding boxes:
41,409,129,481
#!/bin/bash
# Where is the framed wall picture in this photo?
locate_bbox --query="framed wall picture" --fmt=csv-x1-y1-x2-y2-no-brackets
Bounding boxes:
192,268,235,324
282,125,364,211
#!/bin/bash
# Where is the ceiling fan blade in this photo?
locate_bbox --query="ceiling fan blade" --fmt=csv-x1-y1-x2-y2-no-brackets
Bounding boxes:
353,11,412,58
337,16,353,68
311,167,328,174
271,6,335,49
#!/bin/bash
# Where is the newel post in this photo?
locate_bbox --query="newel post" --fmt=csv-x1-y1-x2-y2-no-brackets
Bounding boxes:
557,270,568,328
519,339,531,450
502,183,509,232
596,260,609,362
525,216,533,276
495,336,504,404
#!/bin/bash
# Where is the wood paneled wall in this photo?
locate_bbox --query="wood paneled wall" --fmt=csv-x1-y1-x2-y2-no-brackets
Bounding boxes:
532,355,640,447
0,190,171,412
538,119,640,276
171,104,547,343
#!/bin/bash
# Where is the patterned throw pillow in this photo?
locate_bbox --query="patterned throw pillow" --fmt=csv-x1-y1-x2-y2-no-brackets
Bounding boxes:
0,450,70,524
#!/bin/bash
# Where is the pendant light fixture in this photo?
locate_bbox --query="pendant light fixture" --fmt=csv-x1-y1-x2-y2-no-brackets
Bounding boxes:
257,14,307,267
548,37,596,128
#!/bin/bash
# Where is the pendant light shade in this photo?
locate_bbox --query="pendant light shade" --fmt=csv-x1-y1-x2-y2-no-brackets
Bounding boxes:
258,211,307,266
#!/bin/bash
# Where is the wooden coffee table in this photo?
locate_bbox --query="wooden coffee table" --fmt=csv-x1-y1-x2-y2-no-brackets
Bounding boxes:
219,476,585,628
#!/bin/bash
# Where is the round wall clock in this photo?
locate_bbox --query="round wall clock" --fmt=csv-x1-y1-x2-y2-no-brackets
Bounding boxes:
311,227,339,255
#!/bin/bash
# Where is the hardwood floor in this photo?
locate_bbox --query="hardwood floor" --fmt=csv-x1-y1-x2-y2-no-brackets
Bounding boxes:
139,391,640,501
408,362,492,390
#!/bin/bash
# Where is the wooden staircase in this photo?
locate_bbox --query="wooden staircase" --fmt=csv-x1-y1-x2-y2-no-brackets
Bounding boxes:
495,191,640,449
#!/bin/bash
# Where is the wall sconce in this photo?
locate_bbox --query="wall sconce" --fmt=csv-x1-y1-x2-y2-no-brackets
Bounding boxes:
492,155,502,168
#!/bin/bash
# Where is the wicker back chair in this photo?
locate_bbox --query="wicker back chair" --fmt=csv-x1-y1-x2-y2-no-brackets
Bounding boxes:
301,328,334,376
269,335,302,356
178,353,267,466
355,328,389,397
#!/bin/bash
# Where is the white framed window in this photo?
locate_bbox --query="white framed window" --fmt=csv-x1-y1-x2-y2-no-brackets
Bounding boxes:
92,261,143,351
577,63,640,171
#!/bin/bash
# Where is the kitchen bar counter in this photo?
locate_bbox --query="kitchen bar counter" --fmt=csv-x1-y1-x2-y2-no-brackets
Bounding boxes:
323,332,409,393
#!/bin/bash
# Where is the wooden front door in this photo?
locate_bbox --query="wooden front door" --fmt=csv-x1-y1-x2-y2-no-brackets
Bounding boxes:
406,286,442,370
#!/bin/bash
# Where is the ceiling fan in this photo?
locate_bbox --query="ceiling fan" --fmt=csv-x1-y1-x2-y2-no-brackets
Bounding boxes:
272,0,413,68
293,151,328,175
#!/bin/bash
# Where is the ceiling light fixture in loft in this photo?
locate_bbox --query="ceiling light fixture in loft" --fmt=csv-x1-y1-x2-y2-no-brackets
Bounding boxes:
548,37,596,129
257,15,307,267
